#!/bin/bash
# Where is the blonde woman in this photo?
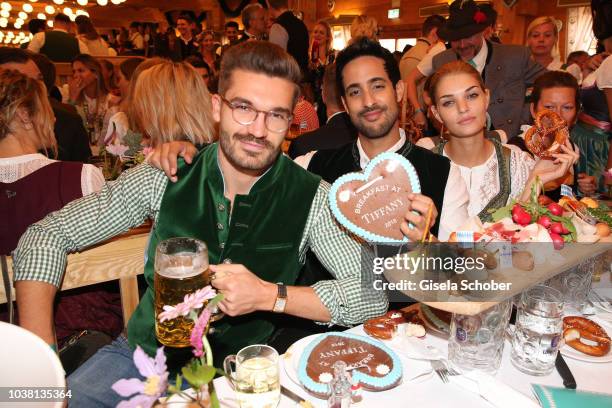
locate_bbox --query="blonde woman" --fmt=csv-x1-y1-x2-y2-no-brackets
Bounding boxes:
128,61,215,146
349,15,379,43
0,69,103,254
526,16,581,81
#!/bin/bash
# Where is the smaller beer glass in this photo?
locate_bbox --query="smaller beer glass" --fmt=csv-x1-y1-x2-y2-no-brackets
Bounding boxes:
511,285,564,375
154,237,210,347
224,345,280,408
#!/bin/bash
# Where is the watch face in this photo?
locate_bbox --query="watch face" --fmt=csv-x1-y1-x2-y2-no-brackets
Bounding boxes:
274,298,287,313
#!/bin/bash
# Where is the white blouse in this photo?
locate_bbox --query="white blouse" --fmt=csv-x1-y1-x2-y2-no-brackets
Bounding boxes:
0,153,105,196
439,144,535,218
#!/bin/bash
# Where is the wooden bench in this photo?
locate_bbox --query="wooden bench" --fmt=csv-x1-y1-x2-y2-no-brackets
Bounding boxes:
1,229,149,326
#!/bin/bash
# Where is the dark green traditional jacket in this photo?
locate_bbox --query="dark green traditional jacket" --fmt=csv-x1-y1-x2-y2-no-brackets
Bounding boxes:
40,31,80,62
127,144,321,367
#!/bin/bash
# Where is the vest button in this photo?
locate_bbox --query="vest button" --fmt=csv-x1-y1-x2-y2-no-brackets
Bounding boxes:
506,119,513,124
496,65,502,71
219,242,225,249
223,258,232,264
217,203,225,211
497,98,503,104
216,222,224,230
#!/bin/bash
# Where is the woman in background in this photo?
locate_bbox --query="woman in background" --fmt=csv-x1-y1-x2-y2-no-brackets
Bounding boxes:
426,61,578,220
0,69,104,255
309,20,335,124
67,54,120,146
571,0,612,192
526,16,581,81
349,15,379,43
199,30,219,78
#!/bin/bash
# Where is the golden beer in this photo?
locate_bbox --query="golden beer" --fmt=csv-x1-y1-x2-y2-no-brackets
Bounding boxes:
154,238,209,348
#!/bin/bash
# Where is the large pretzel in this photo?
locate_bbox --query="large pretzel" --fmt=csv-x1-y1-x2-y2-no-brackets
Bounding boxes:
563,316,611,357
524,110,569,159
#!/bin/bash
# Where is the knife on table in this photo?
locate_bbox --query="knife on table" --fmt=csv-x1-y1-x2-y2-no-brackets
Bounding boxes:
281,385,313,407
555,352,577,389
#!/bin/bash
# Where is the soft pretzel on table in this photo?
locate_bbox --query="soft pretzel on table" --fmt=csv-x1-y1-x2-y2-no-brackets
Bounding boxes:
563,316,611,357
524,110,569,159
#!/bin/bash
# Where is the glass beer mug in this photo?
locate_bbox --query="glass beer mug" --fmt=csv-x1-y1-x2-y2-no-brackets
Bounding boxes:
224,345,280,408
154,237,210,347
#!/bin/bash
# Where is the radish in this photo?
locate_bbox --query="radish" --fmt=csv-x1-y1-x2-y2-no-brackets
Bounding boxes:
550,222,564,235
513,211,532,226
547,203,563,216
550,232,564,250
537,215,552,228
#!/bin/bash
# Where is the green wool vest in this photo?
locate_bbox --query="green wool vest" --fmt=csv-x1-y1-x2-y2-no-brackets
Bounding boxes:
127,144,321,368
40,31,80,62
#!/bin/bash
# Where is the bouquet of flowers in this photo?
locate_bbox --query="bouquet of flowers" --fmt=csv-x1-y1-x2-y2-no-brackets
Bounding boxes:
112,286,224,408
103,130,152,180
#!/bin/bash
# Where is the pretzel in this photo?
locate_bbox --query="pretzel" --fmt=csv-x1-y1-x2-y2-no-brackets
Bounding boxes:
563,316,611,357
524,110,569,159
364,310,424,339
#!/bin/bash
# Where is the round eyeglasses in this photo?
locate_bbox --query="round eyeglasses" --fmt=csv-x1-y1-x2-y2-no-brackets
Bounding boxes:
219,96,293,133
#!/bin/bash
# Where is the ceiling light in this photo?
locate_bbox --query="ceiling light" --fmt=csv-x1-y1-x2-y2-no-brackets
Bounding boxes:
45,5,55,14
37,13,46,19
77,0,88,5
63,7,72,15
0,3,11,11
23,4,33,12
53,0,64,5
97,0,108,5
47,20,53,27
18,11,27,20
0,10,8,18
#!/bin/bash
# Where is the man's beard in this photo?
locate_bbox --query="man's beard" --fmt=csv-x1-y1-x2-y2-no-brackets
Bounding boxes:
219,130,279,172
352,103,398,140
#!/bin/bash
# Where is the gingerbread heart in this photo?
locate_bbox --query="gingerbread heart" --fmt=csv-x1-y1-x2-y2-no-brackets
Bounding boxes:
297,332,402,396
328,152,421,243
524,110,568,159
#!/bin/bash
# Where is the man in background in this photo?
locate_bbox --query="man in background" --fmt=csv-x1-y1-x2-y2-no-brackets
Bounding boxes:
399,14,445,80
289,63,357,158
172,14,200,61
28,13,89,62
238,3,267,42
267,0,309,74
406,0,545,139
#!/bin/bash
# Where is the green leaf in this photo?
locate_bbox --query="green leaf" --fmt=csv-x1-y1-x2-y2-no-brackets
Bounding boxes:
182,361,216,389
167,374,183,395
491,204,512,222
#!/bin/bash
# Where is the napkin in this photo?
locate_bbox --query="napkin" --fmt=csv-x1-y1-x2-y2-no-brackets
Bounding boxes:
533,384,612,408
449,370,540,408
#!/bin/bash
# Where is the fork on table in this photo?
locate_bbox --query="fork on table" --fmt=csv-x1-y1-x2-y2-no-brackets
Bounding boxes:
430,359,460,383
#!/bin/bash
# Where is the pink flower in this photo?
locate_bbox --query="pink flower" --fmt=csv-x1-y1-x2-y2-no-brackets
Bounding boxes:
158,286,216,322
190,308,212,357
112,346,168,408
106,143,130,157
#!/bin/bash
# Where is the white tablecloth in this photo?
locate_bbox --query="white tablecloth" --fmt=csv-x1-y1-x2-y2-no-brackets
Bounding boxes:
213,321,612,408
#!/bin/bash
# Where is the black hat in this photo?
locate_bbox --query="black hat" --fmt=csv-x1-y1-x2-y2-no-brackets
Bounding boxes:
438,0,492,42
592,0,612,41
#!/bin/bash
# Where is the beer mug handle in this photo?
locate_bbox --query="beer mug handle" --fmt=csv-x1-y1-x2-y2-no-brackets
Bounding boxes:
223,354,237,388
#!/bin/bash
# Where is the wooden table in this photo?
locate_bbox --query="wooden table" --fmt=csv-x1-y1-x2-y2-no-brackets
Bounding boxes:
1,227,150,325
383,239,612,316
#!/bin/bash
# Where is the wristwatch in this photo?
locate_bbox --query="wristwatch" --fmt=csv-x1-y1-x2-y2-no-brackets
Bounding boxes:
272,283,287,313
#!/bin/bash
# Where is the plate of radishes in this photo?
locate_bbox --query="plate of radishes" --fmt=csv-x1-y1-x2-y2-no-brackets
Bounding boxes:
490,196,576,250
